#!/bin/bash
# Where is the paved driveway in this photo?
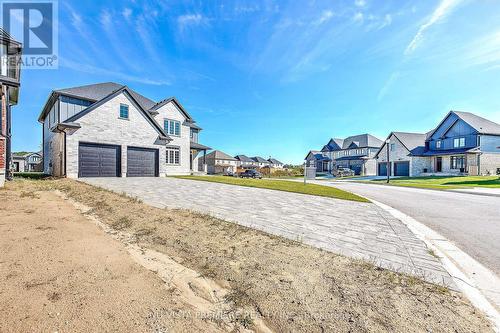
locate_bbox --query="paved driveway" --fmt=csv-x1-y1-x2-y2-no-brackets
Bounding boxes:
82,177,452,286
320,181,500,275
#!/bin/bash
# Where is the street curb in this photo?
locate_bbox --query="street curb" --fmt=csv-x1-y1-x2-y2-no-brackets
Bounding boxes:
371,199,500,333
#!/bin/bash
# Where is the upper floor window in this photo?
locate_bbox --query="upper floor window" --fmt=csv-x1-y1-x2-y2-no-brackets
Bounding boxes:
453,137,465,148
119,104,129,119
164,119,181,136
390,143,395,152
436,140,442,149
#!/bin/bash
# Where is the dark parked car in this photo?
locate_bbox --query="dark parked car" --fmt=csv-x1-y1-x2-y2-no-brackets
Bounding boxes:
239,169,262,179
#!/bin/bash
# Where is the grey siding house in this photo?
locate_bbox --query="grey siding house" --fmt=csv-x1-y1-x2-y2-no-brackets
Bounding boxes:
315,134,383,175
410,111,500,176
38,82,210,178
12,152,42,172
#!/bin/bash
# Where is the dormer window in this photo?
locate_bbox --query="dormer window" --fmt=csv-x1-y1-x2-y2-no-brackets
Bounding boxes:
436,140,442,149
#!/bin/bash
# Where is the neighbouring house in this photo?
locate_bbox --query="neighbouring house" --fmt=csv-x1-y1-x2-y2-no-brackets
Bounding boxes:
234,154,257,169
305,150,332,173
38,82,211,178
310,134,383,175
12,152,43,172
407,111,500,176
374,132,427,177
205,150,238,174
251,156,271,168
0,28,22,187
268,158,284,169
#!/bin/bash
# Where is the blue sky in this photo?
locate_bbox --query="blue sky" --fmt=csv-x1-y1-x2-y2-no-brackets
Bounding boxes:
12,0,500,163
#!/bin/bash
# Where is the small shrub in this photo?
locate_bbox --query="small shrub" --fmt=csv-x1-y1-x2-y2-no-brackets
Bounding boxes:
14,172,48,180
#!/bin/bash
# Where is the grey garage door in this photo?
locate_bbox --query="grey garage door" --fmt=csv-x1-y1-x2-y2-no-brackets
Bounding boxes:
127,147,158,177
394,161,410,176
79,143,121,177
378,162,392,176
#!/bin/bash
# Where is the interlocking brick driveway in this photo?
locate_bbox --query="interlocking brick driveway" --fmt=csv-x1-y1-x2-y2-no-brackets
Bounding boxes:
82,177,453,286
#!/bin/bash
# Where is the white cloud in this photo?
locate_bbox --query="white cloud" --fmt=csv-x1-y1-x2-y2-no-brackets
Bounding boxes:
178,14,204,29
378,71,400,101
99,10,112,27
122,8,132,21
313,10,334,26
353,12,364,23
355,0,366,8
463,31,500,70
405,0,463,55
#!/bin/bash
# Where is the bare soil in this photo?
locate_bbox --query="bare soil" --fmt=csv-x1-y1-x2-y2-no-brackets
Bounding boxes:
0,179,493,332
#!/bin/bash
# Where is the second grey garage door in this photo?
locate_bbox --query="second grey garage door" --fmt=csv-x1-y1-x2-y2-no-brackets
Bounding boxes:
79,143,121,177
394,161,410,176
127,147,158,177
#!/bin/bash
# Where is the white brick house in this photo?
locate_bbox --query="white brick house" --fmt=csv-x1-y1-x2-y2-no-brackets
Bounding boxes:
375,132,427,177
38,82,210,178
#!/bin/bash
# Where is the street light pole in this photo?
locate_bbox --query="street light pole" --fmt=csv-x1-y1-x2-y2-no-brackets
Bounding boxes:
386,139,390,183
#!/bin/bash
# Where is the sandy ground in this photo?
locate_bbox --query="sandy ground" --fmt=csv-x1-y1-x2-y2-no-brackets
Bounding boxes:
0,179,494,333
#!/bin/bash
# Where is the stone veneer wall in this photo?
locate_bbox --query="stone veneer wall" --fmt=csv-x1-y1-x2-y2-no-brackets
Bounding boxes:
480,153,500,175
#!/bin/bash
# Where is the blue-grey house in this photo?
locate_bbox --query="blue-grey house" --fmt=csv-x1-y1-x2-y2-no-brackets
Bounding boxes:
377,111,500,176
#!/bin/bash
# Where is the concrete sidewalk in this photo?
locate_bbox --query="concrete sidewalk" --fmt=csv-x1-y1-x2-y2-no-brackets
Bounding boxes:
82,177,453,287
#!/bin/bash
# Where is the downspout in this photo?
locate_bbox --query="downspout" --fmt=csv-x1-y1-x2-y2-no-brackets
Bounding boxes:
5,86,12,181
63,130,67,177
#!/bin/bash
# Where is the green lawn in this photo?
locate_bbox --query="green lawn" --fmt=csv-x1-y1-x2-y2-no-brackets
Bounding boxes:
370,176,500,189
175,176,369,202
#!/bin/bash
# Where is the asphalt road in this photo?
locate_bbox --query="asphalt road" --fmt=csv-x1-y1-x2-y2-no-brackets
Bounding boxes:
320,181,500,275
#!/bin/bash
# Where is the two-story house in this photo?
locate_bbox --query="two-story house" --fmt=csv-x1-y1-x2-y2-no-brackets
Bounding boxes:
205,150,238,174
12,152,43,172
267,158,284,169
318,134,383,175
234,154,257,169
0,28,22,187
375,132,427,177
251,156,271,168
410,111,500,176
38,82,210,178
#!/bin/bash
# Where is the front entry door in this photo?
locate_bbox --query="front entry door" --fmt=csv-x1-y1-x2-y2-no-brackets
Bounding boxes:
436,157,442,172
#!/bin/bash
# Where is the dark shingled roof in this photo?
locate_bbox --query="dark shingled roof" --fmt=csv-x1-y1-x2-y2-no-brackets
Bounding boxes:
375,132,427,158
251,156,270,163
54,82,157,110
206,150,237,160
235,155,254,162
341,134,383,149
268,158,283,165
452,111,500,135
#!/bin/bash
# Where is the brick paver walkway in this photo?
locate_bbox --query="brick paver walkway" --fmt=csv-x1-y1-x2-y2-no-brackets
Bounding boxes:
82,177,453,286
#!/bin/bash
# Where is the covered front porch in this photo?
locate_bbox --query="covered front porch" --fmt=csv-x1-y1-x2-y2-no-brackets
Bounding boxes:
190,142,211,174
417,149,481,176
